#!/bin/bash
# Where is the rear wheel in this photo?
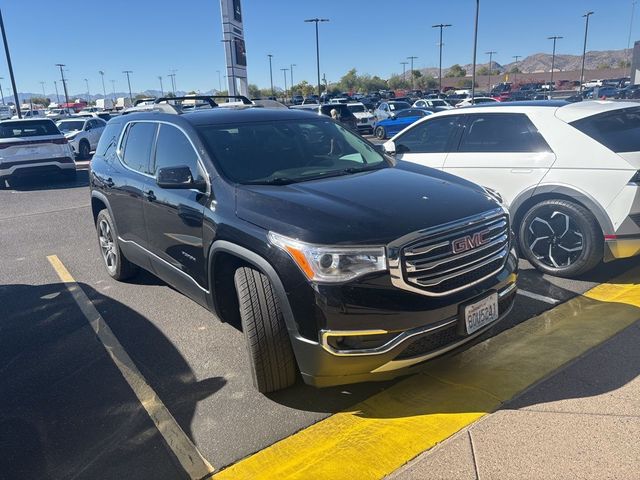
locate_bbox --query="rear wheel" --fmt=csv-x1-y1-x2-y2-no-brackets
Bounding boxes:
96,209,138,280
375,126,386,140
518,199,603,277
234,267,297,393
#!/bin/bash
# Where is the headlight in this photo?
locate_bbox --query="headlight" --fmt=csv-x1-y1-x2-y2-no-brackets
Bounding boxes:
268,232,387,283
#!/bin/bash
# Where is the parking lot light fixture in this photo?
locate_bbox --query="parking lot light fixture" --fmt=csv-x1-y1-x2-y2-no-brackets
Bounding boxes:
471,0,480,101
56,64,70,108
547,36,563,97
407,56,418,89
267,55,274,97
512,55,521,84
84,78,90,101
122,70,133,105
281,68,289,103
1,9,20,117
400,61,408,83
580,11,594,93
99,70,107,100
39,81,46,98
304,18,330,97
158,76,164,96
168,70,177,96
432,23,452,93
290,64,296,95
485,51,497,92
53,80,59,104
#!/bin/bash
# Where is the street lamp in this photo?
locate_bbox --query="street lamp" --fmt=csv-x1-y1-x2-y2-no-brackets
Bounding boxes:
304,18,330,97
53,80,59,104
221,39,236,96
400,61,408,83
1,8,21,117
471,0,480,101
110,79,116,101
290,63,296,94
512,55,521,85
267,54,274,97
407,56,418,89
158,76,164,96
168,70,177,96
281,68,289,103
84,78,90,101
99,70,106,99
122,70,133,105
432,23,452,93
485,51,497,92
56,64,70,107
580,11,594,93
39,81,46,98
547,36,563,96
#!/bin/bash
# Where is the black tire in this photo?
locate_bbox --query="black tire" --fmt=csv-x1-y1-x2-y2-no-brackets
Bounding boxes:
234,267,297,393
96,209,138,280
78,140,90,160
518,199,603,278
375,126,386,140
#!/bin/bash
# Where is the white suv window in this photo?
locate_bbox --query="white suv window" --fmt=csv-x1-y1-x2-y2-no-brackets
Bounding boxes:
458,113,551,153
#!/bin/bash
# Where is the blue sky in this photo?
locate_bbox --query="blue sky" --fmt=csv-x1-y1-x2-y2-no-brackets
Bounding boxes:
2,0,638,96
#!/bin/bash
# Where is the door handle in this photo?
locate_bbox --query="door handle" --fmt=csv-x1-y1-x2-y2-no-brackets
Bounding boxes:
144,190,156,202
510,168,533,174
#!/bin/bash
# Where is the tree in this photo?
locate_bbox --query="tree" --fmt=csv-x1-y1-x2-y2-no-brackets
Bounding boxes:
29,96,50,107
337,68,359,92
164,92,176,98
455,78,474,88
291,80,315,97
445,64,466,77
597,63,610,70
509,66,521,74
415,75,438,90
618,59,631,68
387,74,410,90
134,93,151,102
187,90,198,95
248,83,261,98
477,66,490,76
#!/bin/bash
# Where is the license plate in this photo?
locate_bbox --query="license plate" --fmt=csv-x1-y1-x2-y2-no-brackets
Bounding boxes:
464,293,499,335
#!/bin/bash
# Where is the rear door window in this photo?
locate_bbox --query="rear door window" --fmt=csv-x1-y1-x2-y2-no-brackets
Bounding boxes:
395,115,461,153
570,107,640,153
120,122,157,174
458,113,551,153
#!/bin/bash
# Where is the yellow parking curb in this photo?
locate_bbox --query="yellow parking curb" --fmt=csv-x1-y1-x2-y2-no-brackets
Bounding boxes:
215,267,640,480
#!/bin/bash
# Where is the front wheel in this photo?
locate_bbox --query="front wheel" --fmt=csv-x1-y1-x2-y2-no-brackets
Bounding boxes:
234,267,297,393
78,140,91,160
375,126,386,140
518,199,603,277
96,209,138,280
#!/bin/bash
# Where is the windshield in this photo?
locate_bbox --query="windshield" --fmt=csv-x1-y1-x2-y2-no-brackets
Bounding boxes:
197,118,387,185
431,100,446,106
389,102,410,111
347,105,366,113
57,120,85,132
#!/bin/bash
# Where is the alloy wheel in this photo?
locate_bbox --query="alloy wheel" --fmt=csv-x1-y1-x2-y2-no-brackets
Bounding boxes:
526,210,584,268
98,219,117,272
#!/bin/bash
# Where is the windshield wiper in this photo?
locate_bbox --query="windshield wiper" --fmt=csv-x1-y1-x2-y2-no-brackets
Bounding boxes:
242,177,299,185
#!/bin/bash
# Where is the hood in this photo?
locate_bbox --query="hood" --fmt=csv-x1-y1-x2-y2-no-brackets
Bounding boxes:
351,111,373,119
63,130,81,137
236,162,500,245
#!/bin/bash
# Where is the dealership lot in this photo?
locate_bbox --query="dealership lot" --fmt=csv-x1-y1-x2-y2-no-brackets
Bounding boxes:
1,165,639,479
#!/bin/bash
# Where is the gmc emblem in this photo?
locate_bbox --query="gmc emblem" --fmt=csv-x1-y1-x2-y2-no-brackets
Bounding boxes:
451,229,491,254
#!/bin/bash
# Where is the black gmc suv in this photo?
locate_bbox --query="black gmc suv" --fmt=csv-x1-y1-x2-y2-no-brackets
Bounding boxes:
89,98,518,393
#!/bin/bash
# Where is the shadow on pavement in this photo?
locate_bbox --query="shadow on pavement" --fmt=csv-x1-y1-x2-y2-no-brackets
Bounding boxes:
0,282,225,480
3,169,89,192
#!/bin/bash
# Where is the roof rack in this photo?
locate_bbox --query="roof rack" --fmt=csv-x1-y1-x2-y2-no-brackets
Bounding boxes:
153,95,253,107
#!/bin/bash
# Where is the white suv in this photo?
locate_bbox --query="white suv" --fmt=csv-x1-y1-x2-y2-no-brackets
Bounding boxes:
56,117,107,159
346,102,376,134
384,100,640,277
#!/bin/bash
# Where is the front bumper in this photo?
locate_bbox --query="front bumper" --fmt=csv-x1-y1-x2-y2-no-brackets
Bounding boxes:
289,248,518,387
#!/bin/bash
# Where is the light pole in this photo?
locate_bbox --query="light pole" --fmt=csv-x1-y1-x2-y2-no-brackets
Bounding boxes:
304,18,330,97
56,64,70,108
471,0,480,101
122,70,133,105
168,71,177,95
0,8,21,117
221,39,236,96
84,78,90,101
400,61,408,84
0,77,5,105
290,63,296,94
216,70,222,92
629,0,637,50
548,36,562,96
39,81,46,98
281,68,289,103
432,23,452,93
580,11,594,93
407,56,418,89
99,70,106,99
512,55,521,85
158,76,164,96
267,54,274,96
485,51,497,92
53,80,59,104
110,79,116,102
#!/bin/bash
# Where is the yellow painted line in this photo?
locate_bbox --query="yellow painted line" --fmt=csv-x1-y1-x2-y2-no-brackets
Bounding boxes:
47,255,215,480
215,266,640,480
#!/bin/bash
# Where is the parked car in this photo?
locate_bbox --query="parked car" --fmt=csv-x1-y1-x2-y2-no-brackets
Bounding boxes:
11,109,46,120
291,95,304,105
374,108,432,139
455,97,499,108
0,105,12,120
0,118,75,184
89,106,517,393
412,99,453,111
56,117,107,159
73,111,113,122
616,84,640,99
587,86,620,99
318,104,358,131
373,101,411,120
384,100,640,278
46,108,75,121
346,102,376,134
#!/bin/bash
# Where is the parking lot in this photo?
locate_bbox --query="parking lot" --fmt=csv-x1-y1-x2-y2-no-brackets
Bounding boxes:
2,162,639,479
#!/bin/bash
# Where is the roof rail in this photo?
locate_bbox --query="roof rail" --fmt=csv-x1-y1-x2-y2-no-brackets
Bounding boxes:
134,97,157,106
153,95,253,107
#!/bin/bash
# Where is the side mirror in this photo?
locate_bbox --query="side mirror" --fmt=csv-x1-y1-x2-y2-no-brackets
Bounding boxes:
157,165,206,191
85,124,92,131
383,140,396,155
389,113,396,120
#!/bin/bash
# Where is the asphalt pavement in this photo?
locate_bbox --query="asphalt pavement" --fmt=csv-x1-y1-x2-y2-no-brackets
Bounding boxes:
0,165,637,479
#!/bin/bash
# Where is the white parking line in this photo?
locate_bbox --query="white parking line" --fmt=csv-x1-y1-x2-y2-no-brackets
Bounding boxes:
517,288,560,305
46,255,215,479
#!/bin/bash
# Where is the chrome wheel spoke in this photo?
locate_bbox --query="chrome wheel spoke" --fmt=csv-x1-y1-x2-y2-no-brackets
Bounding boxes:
527,209,584,269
